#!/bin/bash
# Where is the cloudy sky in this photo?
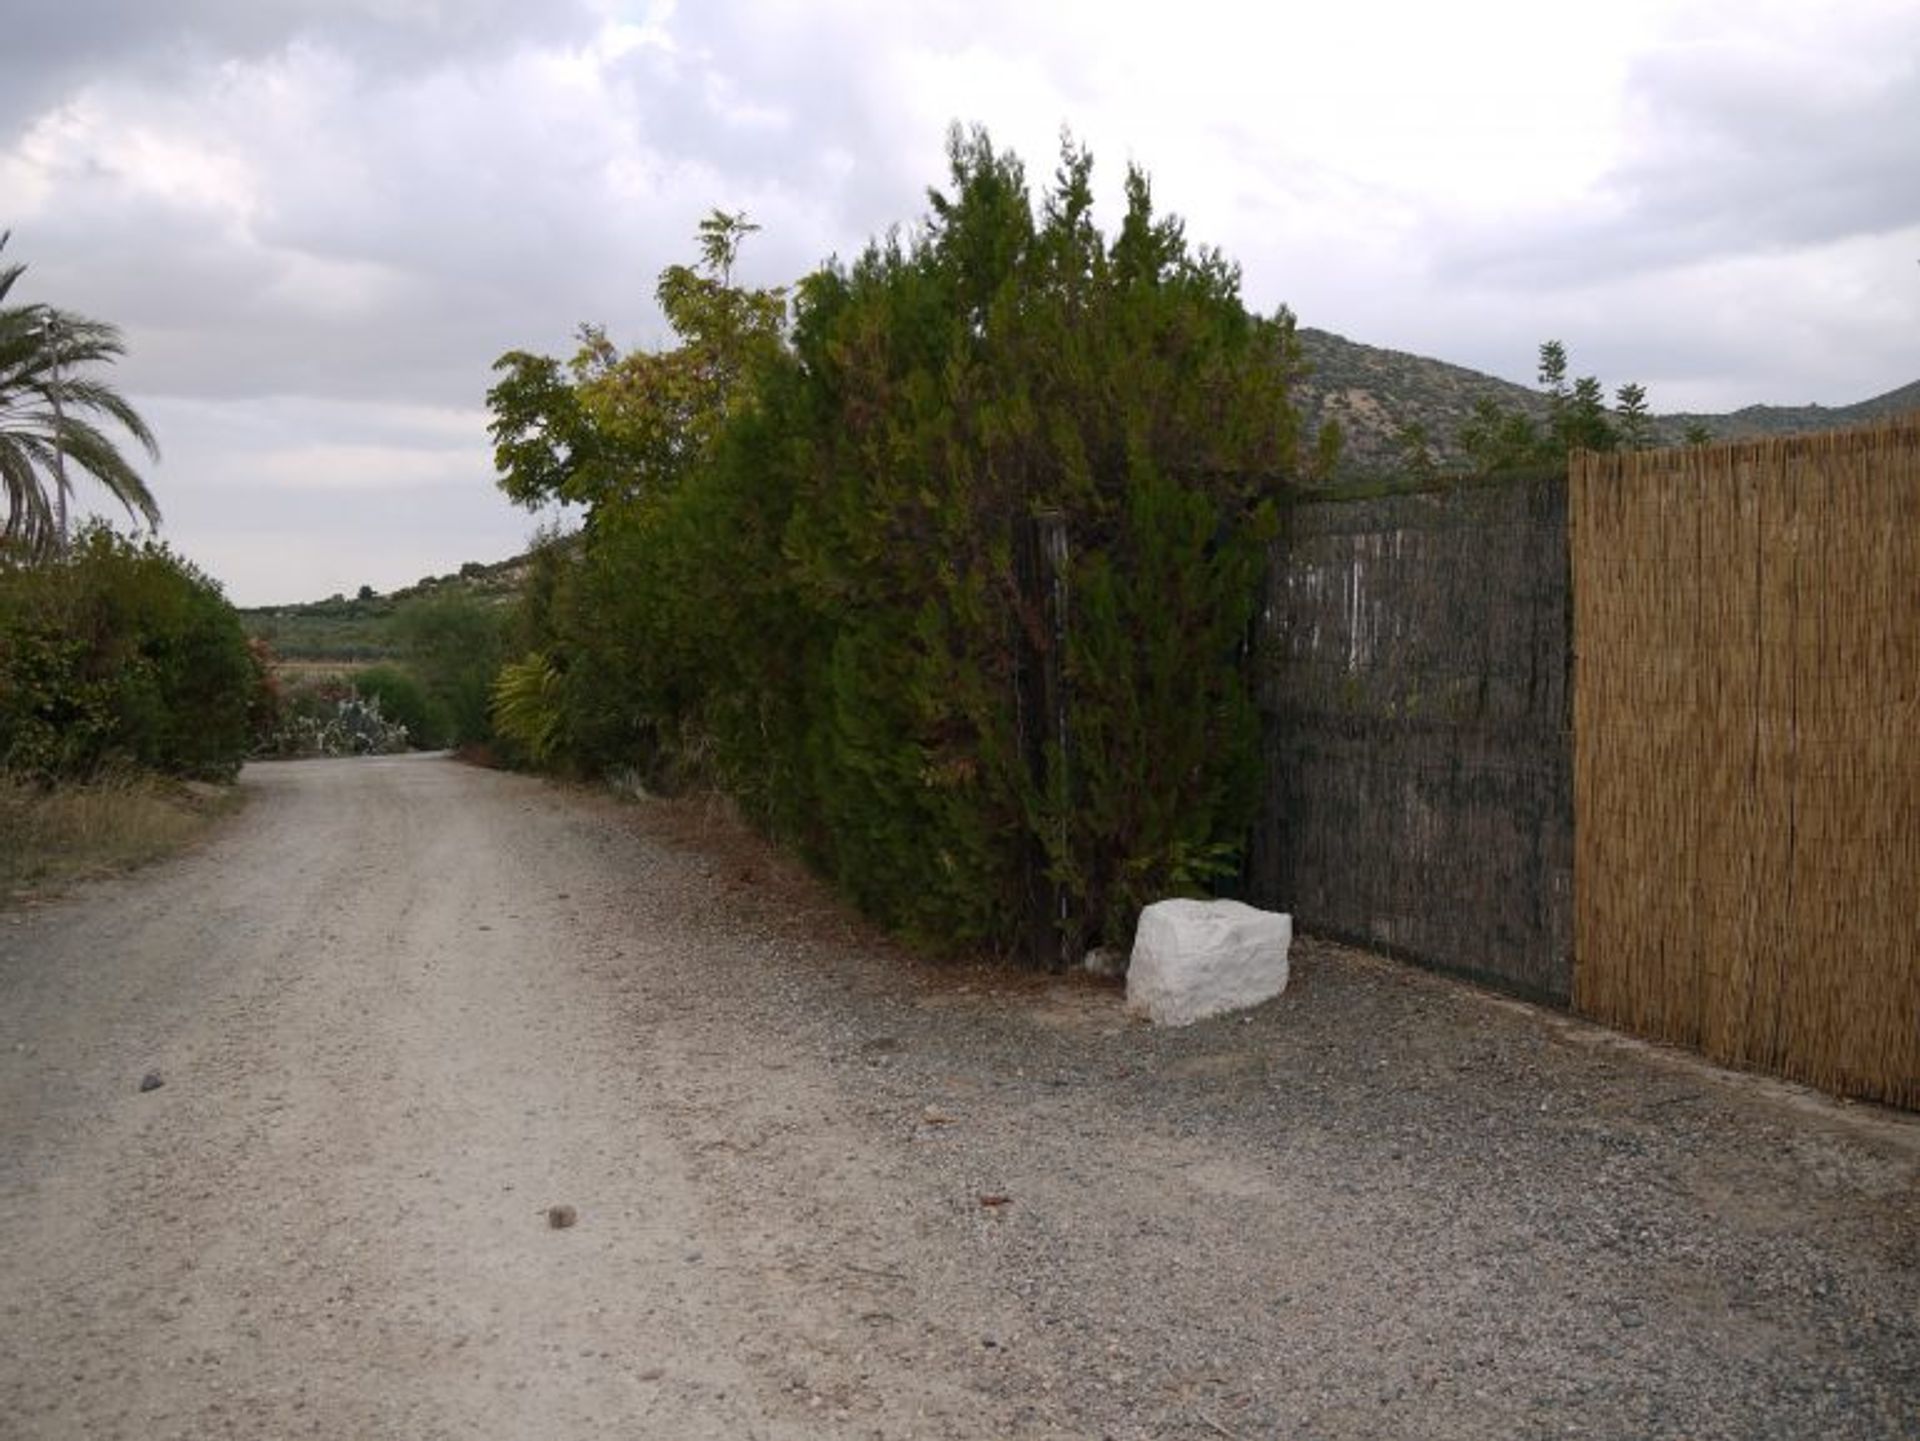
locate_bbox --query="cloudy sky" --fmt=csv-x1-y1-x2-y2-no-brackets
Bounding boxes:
5,0,1916,605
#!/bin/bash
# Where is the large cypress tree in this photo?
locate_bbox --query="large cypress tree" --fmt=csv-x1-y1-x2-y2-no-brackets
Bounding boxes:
748,128,1310,954
492,131,1321,959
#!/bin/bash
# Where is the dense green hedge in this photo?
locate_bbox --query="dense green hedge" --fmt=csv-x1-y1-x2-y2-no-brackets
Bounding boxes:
497,132,1323,959
0,528,262,780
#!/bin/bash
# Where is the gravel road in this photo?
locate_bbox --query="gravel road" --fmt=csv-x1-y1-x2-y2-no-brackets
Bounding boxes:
2,753,1915,1439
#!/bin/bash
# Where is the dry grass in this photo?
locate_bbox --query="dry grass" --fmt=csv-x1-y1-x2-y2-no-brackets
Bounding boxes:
1572,414,1920,1109
269,660,374,681
0,773,241,903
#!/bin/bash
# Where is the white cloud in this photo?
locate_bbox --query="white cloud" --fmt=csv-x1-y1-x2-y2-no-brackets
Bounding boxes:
4,0,1917,602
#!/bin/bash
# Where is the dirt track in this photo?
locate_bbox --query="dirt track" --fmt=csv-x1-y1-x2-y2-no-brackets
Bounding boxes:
2,753,1916,1439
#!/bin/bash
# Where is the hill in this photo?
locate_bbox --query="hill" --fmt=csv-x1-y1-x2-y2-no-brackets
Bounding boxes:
239,551,538,665
1294,327,1919,473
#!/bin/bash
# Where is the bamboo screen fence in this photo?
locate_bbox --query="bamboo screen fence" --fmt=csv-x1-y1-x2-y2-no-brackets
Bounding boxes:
1571,417,1920,1108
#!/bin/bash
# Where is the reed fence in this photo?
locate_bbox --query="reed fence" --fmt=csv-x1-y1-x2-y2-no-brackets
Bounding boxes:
1571,417,1920,1107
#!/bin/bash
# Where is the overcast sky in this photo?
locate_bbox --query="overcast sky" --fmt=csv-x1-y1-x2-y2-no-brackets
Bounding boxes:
5,0,1916,605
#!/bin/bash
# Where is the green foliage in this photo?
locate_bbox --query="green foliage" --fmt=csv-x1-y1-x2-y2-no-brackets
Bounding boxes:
506,130,1313,957
393,591,511,748
1044,471,1274,946
1392,421,1439,481
1459,340,1643,471
352,664,447,749
1459,396,1547,473
486,346,610,510
0,527,257,779
490,652,564,765
0,234,161,559
1614,382,1652,450
487,210,787,516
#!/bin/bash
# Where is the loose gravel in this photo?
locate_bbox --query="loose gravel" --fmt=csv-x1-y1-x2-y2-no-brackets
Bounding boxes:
2,753,1915,1439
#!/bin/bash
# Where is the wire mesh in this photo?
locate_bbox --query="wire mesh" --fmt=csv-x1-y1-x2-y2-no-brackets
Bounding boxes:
1249,475,1573,1001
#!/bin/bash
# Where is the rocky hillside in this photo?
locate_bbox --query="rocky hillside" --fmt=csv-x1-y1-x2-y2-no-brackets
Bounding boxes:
1294,327,1920,474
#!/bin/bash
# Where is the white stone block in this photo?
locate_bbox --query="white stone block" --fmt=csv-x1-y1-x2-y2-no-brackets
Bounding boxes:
1125,899,1292,1026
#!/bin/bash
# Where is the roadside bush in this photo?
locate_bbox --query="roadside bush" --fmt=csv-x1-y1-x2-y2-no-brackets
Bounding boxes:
393,591,511,747
0,527,259,780
353,664,448,749
490,651,564,766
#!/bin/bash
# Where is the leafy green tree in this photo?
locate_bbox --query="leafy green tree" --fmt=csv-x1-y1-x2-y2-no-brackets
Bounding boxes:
486,344,622,511
1684,422,1714,447
491,131,1317,957
1392,421,1439,480
487,210,786,518
1615,382,1652,450
1459,396,1545,472
732,128,1305,951
1458,340,1644,469
0,235,160,559
1562,375,1618,451
486,216,792,781
1538,340,1569,413
1540,341,1618,452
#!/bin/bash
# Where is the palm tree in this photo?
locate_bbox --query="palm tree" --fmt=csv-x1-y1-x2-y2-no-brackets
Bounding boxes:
0,233,160,560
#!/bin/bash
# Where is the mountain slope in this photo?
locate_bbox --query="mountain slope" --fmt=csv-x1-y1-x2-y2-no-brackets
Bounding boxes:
1293,329,1547,471
1294,327,1919,473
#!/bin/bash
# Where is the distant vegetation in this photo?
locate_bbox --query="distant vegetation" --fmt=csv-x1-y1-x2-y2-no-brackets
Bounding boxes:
237,553,535,665
239,554,536,756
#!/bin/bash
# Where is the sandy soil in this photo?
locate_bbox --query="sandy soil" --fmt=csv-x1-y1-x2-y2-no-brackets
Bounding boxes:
1,753,1915,1439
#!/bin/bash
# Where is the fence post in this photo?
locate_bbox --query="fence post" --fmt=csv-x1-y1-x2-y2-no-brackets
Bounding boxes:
1013,511,1073,969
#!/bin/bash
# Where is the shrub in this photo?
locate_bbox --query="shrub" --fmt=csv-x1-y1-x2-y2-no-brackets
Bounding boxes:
253,672,411,757
353,664,448,749
490,651,564,765
393,591,510,746
0,528,259,780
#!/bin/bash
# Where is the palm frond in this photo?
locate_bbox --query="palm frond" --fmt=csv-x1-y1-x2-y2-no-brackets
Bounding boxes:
0,245,161,558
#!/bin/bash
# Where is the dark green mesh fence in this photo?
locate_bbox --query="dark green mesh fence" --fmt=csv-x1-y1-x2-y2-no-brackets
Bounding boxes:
1247,474,1573,1001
